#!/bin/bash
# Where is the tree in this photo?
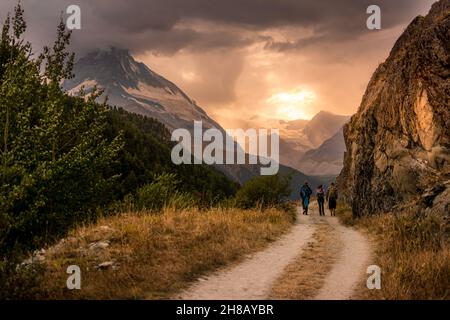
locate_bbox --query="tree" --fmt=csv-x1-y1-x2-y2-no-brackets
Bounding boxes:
234,174,291,209
0,4,122,257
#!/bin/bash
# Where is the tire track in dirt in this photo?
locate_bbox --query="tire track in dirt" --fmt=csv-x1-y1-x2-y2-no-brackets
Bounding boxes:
176,203,371,300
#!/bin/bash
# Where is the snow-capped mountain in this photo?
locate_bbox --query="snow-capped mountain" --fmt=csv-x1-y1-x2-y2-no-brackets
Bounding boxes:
64,47,222,132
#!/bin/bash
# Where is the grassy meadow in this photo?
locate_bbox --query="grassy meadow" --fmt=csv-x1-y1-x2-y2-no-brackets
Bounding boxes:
11,206,296,299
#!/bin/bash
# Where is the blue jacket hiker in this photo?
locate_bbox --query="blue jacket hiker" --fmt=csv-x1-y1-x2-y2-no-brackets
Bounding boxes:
300,182,313,215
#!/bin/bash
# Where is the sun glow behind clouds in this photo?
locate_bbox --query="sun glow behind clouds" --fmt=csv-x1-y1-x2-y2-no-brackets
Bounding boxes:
266,88,316,120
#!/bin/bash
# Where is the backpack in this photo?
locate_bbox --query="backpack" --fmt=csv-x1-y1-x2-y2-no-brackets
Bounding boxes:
328,186,337,200
300,188,306,199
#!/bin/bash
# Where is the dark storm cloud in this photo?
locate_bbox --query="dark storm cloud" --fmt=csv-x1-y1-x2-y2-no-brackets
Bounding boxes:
0,0,438,129
88,0,425,31
87,0,434,53
0,0,434,54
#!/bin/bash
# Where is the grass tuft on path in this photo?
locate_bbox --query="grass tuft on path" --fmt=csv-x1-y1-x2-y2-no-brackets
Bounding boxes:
269,222,341,299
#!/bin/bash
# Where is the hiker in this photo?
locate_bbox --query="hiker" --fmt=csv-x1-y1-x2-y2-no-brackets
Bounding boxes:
316,185,325,216
300,181,313,215
326,182,338,216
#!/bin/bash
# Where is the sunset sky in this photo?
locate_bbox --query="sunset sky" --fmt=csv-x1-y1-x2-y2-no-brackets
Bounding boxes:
0,0,436,128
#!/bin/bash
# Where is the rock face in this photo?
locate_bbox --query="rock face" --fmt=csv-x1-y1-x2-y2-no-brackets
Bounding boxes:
338,0,450,217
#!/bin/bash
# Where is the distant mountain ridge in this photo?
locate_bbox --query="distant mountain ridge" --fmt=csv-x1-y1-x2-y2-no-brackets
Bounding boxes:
297,128,346,176
278,112,350,175
302,111,350,148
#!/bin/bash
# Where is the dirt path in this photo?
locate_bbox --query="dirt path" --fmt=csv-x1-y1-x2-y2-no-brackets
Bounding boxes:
313,217,371,300
177,203,371,300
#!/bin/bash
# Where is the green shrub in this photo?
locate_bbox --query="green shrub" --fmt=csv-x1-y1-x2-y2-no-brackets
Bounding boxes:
234,174,291,209
135,173,195,212
0,259,47,300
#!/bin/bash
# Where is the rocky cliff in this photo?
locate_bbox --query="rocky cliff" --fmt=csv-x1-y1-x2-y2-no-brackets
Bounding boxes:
338,0,450,217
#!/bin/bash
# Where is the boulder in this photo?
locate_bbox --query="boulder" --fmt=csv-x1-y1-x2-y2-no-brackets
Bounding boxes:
89,240,111,250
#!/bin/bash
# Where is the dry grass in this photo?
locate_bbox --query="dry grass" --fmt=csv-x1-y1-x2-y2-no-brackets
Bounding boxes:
31,206,295,299
337,204,449,300
269,222,341,299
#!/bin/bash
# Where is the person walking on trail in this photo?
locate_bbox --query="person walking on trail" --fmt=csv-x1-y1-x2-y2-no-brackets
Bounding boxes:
326,182,338,216
300,182,313,215
316,185,325,216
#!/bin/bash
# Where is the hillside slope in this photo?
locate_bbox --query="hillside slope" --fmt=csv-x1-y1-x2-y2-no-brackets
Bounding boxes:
105,107,239,203
277,112,350,173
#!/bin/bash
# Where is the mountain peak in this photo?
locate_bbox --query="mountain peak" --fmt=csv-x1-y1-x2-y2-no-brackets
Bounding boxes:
303,111,350,148
64,48,220,131
83,47,134,67
107,46,130,54
66,47,194,102
90,46,130,57
309,111,350,125
315,110,333,116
